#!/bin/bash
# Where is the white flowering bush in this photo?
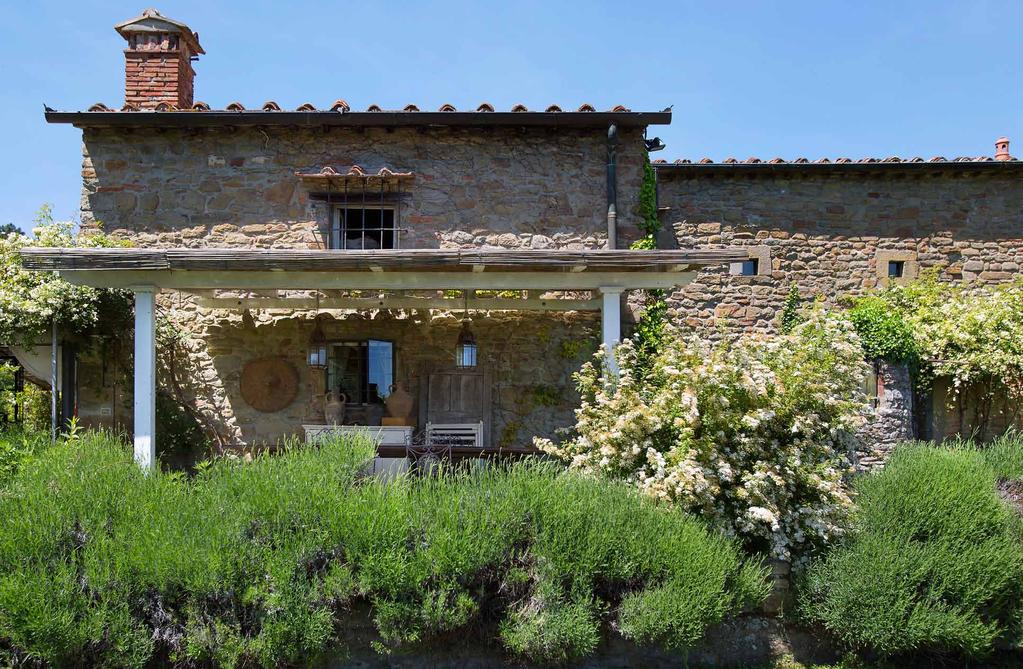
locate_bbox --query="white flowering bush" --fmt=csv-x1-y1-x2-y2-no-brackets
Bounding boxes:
537,308,870,560
877,274,1023,398
0,206,131,346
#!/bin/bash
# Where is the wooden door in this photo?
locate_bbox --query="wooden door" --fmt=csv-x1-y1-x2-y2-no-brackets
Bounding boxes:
420,368,491,445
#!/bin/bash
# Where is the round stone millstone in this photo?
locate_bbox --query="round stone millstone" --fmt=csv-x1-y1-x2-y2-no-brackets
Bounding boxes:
239,356,299,413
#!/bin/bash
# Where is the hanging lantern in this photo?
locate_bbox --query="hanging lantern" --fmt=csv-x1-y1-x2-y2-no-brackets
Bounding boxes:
307,315,328,370
455,289,477,368
455,318,477,369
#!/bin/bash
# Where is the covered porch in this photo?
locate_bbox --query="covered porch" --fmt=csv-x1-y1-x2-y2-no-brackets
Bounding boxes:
21,247,743,469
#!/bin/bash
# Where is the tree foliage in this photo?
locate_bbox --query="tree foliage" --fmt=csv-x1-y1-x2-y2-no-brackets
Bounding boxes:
0,206,131,346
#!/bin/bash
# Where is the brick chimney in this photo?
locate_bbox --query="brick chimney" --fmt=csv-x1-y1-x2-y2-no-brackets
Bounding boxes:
115,9,204,109
995,136,1012,161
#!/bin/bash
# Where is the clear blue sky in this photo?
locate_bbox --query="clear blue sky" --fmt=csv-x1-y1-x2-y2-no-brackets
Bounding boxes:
2,0,1020,231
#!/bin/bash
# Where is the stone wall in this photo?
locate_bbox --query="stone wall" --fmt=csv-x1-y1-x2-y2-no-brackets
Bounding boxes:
76,302,599,449
657,168,1023,335
857,362,915,469
80,125,646,249
74,124,645,447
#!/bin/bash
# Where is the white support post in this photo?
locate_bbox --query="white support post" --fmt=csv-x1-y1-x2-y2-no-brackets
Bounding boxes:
133,287,158,470
600,287,624,377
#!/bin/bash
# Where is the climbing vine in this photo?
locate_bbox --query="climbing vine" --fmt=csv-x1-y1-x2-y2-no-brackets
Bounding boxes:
0,206,132,347
630,153,667,374
779,282,803,334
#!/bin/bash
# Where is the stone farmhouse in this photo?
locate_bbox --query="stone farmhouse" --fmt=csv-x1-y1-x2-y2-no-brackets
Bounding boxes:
17,9,1022,469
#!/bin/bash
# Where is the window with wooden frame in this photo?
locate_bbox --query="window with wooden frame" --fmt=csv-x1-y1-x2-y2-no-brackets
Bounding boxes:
331,206,398,250
326,340,395,405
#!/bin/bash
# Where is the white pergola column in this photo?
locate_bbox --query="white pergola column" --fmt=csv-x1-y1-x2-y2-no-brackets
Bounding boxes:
132,286,158,470
600,287,624,377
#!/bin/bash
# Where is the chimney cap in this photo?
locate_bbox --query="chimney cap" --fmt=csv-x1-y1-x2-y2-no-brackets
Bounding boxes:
995,136,1012,161
115,8,204,55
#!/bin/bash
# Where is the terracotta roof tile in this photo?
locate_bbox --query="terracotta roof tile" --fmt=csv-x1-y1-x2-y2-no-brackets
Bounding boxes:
656,153,1020,168
121,103,140,111
154,102,178,111
295,165,415,182
66,101,657,116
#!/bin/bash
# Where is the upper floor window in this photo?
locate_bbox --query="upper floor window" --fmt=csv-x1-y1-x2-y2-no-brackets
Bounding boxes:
331,206,398,250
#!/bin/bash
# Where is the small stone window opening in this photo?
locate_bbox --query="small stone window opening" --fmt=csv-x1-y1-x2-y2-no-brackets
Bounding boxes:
888,260,905,279
331,206,398,250
863,361,884,410
730,258,759,276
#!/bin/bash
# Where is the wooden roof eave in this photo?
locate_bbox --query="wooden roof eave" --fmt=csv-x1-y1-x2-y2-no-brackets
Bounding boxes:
20,247,746,292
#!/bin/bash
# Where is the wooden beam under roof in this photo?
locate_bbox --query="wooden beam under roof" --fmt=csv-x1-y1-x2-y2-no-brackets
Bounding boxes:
20,247,746,273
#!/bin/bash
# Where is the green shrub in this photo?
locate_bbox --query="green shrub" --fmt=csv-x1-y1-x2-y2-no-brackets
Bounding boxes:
847,294,919,365
0,427,49,487
800,445,1023,659
0,430,766,667
977,430,1023,482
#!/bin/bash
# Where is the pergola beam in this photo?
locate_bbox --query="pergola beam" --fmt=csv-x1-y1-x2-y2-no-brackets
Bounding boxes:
56,269,697,291
197,295,602,312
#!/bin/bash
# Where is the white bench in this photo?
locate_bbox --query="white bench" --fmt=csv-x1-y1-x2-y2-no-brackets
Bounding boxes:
425,421,484,449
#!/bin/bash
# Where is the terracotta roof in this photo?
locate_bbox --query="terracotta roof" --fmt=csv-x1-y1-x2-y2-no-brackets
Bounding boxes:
294,165,415,184
44,102,663,128
653,153,1019,171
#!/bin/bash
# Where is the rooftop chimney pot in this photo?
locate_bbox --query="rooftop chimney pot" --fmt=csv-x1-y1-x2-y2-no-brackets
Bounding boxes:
114,9,203,110
995,136,1011,161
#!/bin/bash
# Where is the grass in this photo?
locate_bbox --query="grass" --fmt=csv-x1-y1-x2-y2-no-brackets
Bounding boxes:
0,425,50,487
0,430,767,668
799,443,1023,661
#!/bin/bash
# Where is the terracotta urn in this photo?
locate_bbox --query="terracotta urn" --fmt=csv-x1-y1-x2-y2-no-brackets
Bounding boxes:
324,391,347,425
385,381,414,420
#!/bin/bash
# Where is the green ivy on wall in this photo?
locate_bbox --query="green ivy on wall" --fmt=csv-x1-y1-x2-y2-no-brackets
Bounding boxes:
630,153,667,375
780,282,803,334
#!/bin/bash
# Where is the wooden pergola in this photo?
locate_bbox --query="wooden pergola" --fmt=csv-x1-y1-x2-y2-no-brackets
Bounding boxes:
21,247,744,469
